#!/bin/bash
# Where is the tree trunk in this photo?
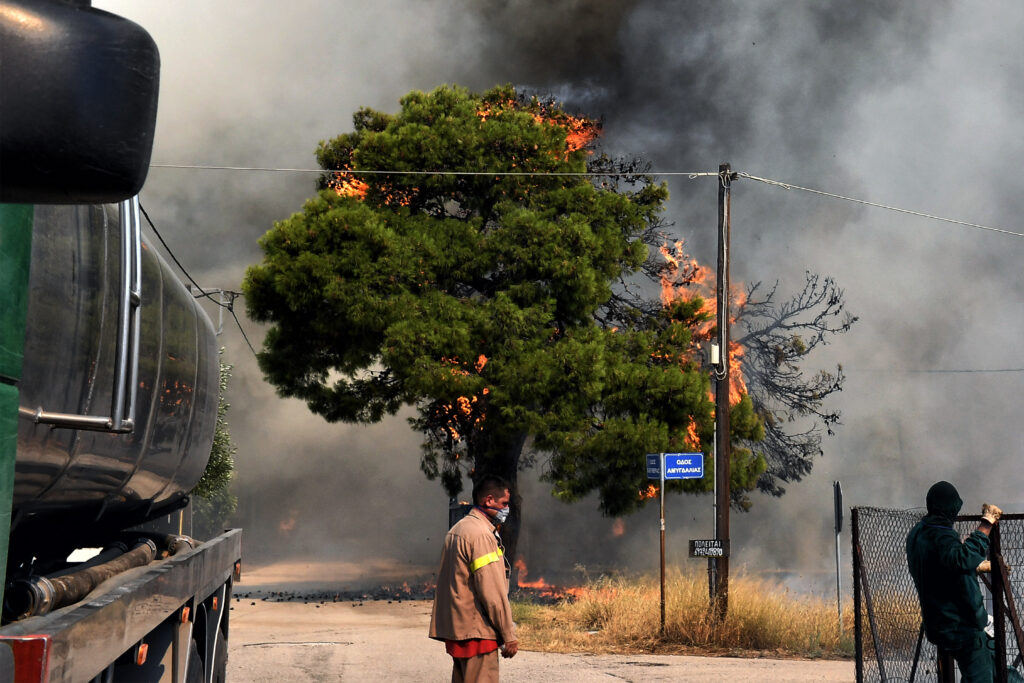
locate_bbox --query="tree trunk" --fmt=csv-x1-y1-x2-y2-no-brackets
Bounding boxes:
494,431,527,591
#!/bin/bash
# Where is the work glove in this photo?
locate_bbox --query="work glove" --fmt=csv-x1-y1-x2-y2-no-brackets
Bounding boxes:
977,560,991,573
982,503,1003,525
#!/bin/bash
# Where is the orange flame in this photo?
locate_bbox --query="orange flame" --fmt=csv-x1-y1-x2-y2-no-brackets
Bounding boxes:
476,99,600,157
436,356,490,442
659,239,748,405
514,556,585,599
561,115,601,153
639,484,658,500
330,171,368,200
331,170,416,207
612,518,626,537
685,418,700,450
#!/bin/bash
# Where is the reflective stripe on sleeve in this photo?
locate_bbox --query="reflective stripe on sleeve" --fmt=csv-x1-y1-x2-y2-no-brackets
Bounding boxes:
470,548,504,573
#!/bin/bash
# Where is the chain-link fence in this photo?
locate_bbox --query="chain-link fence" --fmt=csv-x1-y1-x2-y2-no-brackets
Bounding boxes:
853,507,1024,683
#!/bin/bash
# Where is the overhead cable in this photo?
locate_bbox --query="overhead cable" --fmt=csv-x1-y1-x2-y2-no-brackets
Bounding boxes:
150,163,1022,239
849,367,1024,374
736,172,1024,239
151,163,718,178
138,203,259,357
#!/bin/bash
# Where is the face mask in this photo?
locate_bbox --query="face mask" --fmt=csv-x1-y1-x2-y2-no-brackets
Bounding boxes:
479,504,510,524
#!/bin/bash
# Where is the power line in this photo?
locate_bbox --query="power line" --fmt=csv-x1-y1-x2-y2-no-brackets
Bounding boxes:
150,163,1023,239
138,202,259,357
151,163,718,178
736,172,1024,239
226,305,258,357
848,368,1024,374
140,165,1024,372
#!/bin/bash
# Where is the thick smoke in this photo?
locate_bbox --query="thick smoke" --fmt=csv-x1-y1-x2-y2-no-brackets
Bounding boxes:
98,1,1024,593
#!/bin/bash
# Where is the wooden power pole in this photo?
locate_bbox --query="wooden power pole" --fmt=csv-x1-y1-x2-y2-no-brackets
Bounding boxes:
714,162,733,620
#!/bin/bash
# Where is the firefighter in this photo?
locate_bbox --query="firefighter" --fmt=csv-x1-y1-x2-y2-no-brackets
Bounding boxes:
906,480,1002,682
430,474,518,682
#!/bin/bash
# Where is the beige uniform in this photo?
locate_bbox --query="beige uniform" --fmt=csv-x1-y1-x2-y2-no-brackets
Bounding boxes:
429,507,516,645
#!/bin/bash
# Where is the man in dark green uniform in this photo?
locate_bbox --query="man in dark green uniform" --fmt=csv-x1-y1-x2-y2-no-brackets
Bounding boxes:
906,481,1002,682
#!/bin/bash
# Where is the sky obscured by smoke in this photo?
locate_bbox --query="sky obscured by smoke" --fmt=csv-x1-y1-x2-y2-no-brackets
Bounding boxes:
98,1,1024,592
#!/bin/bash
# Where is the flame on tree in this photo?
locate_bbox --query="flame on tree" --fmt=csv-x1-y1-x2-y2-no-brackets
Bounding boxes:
243,84,851,565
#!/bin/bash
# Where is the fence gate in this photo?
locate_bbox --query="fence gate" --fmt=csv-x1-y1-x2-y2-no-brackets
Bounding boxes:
852,507,1024,682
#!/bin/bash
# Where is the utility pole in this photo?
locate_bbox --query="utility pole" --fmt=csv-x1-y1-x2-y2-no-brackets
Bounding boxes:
713,162,734,620
659,453,666,636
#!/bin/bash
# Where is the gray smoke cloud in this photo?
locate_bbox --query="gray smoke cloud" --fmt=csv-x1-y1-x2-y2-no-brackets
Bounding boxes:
97,1,1024,594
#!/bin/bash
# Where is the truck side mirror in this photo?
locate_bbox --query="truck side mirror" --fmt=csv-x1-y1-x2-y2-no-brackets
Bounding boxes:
0,0,160,204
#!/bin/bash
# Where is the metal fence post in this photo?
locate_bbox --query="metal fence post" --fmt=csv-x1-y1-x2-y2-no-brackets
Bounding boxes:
856,541,888,682
992,524,1008,683
852,508,863,683
909,623,924,682
853,509,888,682
996,553,1024,666
937,650,956,683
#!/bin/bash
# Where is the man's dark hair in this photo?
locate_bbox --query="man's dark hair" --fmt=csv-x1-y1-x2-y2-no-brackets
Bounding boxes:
472,474,510,505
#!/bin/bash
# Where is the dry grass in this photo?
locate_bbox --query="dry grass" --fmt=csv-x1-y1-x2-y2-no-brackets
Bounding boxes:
512,569,855,659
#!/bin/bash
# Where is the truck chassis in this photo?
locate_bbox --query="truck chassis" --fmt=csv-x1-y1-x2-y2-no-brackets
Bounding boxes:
1,529,242,683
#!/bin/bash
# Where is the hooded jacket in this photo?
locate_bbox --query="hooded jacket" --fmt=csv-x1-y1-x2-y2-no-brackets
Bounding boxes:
906,481,990,650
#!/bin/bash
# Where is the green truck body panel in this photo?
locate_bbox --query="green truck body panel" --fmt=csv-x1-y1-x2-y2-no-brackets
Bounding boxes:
0,203,34,614
0,204,32,381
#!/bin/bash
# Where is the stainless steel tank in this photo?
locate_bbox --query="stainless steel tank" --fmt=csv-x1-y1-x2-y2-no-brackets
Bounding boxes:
12,200,218,555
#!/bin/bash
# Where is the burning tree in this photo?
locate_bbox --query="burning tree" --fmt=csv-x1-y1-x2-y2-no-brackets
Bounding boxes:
244,84,850,562
243,85,766,563
650,243,856,509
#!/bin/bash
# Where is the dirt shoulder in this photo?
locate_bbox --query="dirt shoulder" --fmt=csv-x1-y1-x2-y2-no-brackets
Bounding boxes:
227,597,855,682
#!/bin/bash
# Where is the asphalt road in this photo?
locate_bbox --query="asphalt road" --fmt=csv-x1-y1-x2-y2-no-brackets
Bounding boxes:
226,598,855,682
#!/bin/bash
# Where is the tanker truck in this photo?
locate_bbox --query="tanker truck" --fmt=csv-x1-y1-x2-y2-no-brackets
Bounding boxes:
0,1,242,680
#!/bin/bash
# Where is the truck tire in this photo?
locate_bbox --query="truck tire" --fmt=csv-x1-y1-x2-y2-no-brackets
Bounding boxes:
211,632,228,683
185,639,204,683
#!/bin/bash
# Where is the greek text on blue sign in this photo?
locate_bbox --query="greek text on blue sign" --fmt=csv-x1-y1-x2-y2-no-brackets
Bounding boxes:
646,453,704,480
646,454,661,479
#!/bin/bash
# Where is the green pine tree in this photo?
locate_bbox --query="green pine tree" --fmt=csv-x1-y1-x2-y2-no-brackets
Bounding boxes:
243,85,765,562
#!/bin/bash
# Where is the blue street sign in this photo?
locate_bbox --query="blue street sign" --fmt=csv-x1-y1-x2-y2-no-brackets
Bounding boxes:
646,452,704,479
646,454,661,479
664,453,703,479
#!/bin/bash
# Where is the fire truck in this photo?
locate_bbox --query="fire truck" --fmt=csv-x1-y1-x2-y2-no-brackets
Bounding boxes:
0,1,242,680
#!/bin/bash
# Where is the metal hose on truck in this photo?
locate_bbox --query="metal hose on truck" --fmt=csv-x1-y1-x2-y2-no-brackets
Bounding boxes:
2,534,196,621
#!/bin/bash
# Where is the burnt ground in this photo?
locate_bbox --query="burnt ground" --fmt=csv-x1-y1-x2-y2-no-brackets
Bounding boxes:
232,582,572,606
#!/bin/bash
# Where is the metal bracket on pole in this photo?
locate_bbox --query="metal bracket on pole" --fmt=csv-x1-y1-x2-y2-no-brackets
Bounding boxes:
188,286,239,336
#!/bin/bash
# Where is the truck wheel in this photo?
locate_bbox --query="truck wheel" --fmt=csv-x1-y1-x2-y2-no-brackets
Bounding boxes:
211,631,228,683
185,638,204,683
